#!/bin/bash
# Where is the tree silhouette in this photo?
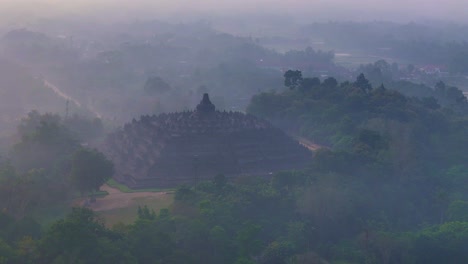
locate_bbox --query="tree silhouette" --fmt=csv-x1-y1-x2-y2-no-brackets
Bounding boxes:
70,148,114,197
284,70,303,89
354,73,372,92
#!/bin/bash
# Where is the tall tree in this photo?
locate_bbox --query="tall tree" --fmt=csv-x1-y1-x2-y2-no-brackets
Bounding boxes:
70,148,114,196
37,207,135,264
284,70,303,89
354,73,372,93
323,77,338,88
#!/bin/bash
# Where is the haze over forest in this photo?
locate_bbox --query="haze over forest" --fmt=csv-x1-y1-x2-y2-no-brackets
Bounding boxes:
0,1,468,263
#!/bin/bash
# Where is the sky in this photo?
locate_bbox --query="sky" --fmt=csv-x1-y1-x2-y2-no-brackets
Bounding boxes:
1,0,468,23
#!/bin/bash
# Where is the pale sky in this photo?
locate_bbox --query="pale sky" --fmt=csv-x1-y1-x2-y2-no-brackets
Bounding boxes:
1,0,468,23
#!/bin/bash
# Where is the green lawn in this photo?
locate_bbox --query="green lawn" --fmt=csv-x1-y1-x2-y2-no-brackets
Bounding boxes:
32,181,174,227
97,193,174,227
107,179,175,193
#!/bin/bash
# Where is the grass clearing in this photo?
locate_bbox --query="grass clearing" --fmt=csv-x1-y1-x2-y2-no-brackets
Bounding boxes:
107,179,174,193
97,193,174,227
33,182,174,228
70,190,109,199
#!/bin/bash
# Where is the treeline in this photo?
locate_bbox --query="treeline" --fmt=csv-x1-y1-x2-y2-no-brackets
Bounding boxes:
248,72,468,186
249,71,467,145
1,73,468,263
303,21,468,74
392,41,468,74
0,111,111,218
358,59,467,105
245,72,468,261
1,171,467,263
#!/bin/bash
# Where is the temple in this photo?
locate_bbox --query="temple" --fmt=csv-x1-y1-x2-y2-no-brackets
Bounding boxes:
103,94,311,188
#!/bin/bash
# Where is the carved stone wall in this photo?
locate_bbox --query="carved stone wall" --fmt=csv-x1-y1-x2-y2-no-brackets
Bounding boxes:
103,94,311,188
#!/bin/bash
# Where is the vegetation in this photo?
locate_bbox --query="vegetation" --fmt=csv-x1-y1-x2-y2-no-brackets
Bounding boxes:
97,194,174,227
0,72,468,263
0,111,111,218
1,169,468,263
357,59,467,108
107,179,173,193
1,16,468,263
70,148,114,197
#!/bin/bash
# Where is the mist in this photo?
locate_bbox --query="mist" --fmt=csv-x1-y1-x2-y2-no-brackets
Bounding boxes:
0,0,468,263
1,0,468,24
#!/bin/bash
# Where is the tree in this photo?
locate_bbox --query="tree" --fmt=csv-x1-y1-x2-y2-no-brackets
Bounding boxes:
137,205,156,221
12,116,79,174
447,200,468,221
412,222,468,264
421,97,440,110
213,174,227,191
209,225,230,263
129,216,175,264
63,114,104,142
70,148,114,196
0,239,17,263
354,73,372,92
260,240,295,264
17,111,61,139
300,77,320,92
284,70,302,89
237,223,262,258
37,207,135,264
323,77,338,88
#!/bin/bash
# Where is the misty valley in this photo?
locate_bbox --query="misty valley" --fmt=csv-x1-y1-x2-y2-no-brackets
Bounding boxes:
0,5,468,264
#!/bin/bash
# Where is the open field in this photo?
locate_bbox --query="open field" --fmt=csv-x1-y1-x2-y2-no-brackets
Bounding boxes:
96,195,174,226
89,184,174,226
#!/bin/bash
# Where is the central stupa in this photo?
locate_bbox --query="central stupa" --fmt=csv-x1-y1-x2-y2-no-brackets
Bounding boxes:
104,94,311,188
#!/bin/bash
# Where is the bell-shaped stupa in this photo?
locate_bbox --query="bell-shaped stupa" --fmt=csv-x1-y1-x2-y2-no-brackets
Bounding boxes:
103,94,311,188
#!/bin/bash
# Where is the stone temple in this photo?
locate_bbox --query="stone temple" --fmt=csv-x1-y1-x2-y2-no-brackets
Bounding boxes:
104,94,311,188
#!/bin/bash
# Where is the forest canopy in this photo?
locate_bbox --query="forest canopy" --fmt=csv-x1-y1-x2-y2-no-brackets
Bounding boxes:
0,72,467,263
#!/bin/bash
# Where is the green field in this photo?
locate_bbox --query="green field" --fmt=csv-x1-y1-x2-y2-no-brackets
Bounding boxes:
107,178,175,193
96,193,174,227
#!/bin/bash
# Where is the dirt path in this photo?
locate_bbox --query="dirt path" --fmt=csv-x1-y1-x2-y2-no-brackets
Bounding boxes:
88,184,168,212
294,136,326,151
43,80,82,107
42,79,102,118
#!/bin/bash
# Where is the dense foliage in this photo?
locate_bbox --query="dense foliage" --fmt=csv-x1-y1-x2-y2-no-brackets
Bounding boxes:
0,111,110,218
2,13,468,264
245,73,468,261
1,73,468,263
1,169,468,263
70,148,114,196
357,59,467,107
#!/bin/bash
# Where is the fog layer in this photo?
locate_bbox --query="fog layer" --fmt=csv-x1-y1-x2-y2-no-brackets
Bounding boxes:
1,0,468,23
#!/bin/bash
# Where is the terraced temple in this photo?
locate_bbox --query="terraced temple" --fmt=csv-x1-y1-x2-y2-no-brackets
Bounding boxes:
104,94,311,188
